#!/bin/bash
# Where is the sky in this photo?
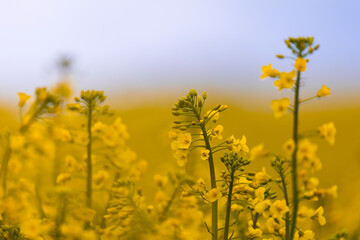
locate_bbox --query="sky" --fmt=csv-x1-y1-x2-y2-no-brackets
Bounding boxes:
0,0,359,104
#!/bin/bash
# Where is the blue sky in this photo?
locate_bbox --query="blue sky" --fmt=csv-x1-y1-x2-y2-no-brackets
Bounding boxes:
0,0,359,103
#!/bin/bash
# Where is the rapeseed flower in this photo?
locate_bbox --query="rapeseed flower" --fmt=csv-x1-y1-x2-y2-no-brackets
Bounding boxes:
316,84,331,97
261,64,279,79
294,58,307,72
271,98,290,118
274,71,296,91
318,122,336,145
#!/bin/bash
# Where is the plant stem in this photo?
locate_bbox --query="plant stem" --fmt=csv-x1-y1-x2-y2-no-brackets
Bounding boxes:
223,167,235,240
86,102,93,208
200,123,218,240
280,171,290,240
289,70,301,240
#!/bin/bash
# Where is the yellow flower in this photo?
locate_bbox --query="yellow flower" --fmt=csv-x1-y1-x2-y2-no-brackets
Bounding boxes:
154,174,168,188
318,122,336,145
206,188,221,202
93,170,109,188
283,138,295,157
213,125,223,139
18,92,31,107
254,199,271,215
239,135,249,155
270,199,289,220
254,187,266,201
200,149,210,160
231,204,244,212
294,58,307,72
206,110,219,122
65,155,77,172
266,217,281,233
261,64,279,79
168,130,178,139
295,230,315,240
174,150,188,167
271,98,290,118
197,178,206,188
56,173,72,184
273,71,296,91
246,226,263,238
298,206,315,219
177,133,192,149
311,206,326,225
297,139,317,162
254,167,271,185
316,85,331,97
249,143,267,160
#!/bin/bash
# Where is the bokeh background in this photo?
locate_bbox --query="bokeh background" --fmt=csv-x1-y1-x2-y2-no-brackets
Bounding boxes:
1,0,359,238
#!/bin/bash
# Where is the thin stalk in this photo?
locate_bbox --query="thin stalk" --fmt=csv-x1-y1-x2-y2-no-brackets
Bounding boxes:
200,123,218,240
223,167,235,240
280,171,290,240
289,69,301,239
160,187,179,222
86,102,93,208
193,103,218,240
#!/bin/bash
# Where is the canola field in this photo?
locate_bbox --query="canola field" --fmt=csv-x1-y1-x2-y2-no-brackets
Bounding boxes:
0,37,359,240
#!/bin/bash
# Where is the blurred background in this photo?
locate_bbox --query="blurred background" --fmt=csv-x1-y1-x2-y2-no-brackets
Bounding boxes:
1,0,359,238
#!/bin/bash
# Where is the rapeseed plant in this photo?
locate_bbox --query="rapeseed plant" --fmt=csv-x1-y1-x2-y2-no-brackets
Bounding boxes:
260,36,337,239
0,36,344,240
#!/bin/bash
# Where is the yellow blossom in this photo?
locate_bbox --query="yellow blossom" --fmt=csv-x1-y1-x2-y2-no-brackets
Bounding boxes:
154,174,168,188
249,143,268,160
254,167,271,185
254,199,271,215
177,133,192,149
200,149,210,160
297,139,317,162
266,217,281,233
270,199,289,220
271,98,290,118
316,84,331,97
295,58,307,72
298,206,314,219
311,206,326,225
295,230,315,240
174,150,188,167
254,187,266,201
112,187,129,198
231,204,243,212
246,226,263,238
65,155,77,172
56,173,72,184
196,178,206,188
206,110,219,122
283,138,295,157
168,130,178,139
261,64,279,79
94,170,109,188
213,125,223,139
18,92,31,107
206,188,221,203
274,71,296,91
318,122,336,145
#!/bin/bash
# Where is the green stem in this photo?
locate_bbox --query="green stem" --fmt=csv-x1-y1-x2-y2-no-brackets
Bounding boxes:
200,123,218,240
192,102,218,240
289,70,301,240
223,167,235,240
160,187,179,222
86,102,93,208
280,171,290,240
